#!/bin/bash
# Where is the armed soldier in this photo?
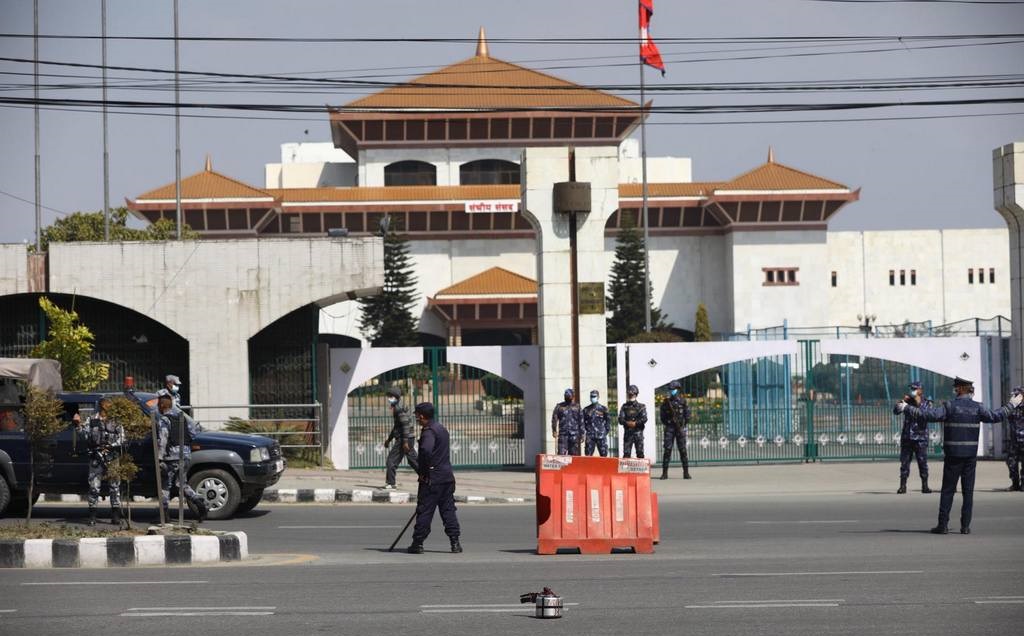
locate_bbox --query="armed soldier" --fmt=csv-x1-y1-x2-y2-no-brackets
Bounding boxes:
551,388,582,456
157,374,182,407
582,389,611,457
659,380,691,480
383,387,418,490
618,384,647,459
155,394,208,522
893,381,933,494
897,377,1012,534
81,397,124,526
1003,386,1024,491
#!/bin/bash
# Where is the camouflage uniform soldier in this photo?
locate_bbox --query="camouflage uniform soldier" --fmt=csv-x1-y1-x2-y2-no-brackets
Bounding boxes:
155,395,208,522
1004,386,1024,491
156,374,182,407
618,384,647,459
582,389,611,457
82,398,124,526
659,380,691,480
551,388,582,456
383,387,419,489
893,381,933,494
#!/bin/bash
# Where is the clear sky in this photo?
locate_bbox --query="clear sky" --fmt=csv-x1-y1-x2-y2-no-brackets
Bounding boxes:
1,0,1022,243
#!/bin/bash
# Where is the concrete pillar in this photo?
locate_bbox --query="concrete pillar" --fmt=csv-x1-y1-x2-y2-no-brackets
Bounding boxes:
521,147,617,459
994,142,1024,385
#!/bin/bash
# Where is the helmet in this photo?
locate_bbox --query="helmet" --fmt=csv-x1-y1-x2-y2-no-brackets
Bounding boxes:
385,387,402,398
669,380,682,390
564,388,574,399
627,384,639,396
908,381,923,392
589,389,599,398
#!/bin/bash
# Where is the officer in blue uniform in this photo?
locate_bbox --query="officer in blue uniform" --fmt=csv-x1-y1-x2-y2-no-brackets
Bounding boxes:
582,389,611,457
898,377,1010,534
1003,386,1024,491
660,380,691,480
407,402,461,554
893,381,932,494
618,384,647,459
551,388,582,456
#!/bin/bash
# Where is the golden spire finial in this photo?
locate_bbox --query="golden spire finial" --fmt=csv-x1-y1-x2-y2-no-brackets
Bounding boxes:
767,146,775,163
476,26,489,57
205,154,213,171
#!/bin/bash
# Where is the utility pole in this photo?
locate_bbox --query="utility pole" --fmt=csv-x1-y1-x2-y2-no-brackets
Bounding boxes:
102,0,110,240
173,0,182,240
33,0,41,251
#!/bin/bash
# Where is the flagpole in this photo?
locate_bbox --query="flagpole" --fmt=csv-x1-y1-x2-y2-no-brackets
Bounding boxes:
639,37,652,332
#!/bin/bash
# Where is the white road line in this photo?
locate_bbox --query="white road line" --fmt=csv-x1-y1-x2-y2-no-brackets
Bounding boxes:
714,599,845,604
0,610,16,614
277,525,401,529
714,571,923,577
746,520,858,524
974,600,1024,605
420,603,580,608
966,596,1024,600
421,609,528,614
22,581,208,586
687,603,839,609
127,607,276,611
122,612,275,617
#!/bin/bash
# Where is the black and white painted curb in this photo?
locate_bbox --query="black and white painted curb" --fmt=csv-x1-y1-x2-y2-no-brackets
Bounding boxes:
0,532,247,568
262,488,531,505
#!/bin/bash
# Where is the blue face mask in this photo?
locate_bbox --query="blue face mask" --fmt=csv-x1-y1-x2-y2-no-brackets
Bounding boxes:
590,397,598,405
670,389,679,397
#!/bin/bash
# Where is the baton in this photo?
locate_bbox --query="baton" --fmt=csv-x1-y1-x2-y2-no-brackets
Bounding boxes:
388,508,418,552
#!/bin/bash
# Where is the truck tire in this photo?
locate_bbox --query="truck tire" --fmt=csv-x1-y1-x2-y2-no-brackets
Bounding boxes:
0,477,10,517
236,489,264,515
5,490,39,516
189,468,241,520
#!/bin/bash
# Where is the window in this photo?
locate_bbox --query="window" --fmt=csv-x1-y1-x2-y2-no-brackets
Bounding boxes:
384,160,437,186
889,270,895,286
978,266,985,284
899,269,906,286
831,271,837,287
459,159,520,185
968,268,974,284
989,268,995,283
910,269,917,286
763,267,799,286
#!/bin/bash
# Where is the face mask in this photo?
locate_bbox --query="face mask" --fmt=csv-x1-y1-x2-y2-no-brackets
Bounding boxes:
590,397,598,405
670,389,679,397
172,384,180,392
387,397,398,406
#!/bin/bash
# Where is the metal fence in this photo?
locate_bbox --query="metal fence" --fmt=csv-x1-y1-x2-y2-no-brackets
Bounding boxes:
185,402,323,466
347,348,525,469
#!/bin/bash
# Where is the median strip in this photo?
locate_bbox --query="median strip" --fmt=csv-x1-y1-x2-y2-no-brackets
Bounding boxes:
0,532,247,569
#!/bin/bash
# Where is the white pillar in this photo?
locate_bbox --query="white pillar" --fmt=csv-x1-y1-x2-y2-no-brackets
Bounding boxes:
994,142,1024,386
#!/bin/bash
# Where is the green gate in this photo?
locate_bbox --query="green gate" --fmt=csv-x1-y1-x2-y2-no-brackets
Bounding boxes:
347,348,525,469
653,340,951,465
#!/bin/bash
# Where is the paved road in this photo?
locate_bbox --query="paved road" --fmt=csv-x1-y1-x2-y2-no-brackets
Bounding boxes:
3,488,1023,635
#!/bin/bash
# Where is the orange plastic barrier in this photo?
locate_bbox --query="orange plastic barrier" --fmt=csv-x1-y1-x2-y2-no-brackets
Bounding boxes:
535,454,658,555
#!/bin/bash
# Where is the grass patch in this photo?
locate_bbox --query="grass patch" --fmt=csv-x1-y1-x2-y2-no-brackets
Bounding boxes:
0,522,218,540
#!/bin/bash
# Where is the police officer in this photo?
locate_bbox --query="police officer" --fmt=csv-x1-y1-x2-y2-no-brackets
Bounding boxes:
155,394,208,523
81,397,124,526
893,381,932,494
157,374,182,407
407,402,461,554
660,380,691,480
1003,386,1024,491
551,388,582,456
383,387,418,490
582,389,611,457
897,377,1009,534
618,384,647,459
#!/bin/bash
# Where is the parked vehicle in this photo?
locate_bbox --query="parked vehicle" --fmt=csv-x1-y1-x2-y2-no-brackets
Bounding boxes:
0,389,285,519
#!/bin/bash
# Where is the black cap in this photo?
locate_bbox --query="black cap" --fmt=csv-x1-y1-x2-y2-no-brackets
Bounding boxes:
414,402,435,419
590,389,599,398
953,376,973,387
669,380,682,390
627,384,638,395
908,381,923,391
385,387,401,398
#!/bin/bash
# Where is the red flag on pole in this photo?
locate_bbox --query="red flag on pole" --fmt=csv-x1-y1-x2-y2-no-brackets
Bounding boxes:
639,0,665,75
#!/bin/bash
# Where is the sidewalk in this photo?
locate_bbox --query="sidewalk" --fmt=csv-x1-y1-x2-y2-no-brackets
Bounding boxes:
264,459,1017,504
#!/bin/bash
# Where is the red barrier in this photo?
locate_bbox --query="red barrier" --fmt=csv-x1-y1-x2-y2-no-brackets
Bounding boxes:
535,454,658,554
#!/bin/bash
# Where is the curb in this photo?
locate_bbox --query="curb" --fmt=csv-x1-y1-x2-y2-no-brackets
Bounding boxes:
0,532,247,568
262,488,532,504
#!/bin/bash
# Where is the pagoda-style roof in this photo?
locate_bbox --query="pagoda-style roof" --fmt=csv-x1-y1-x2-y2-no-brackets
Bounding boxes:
134,157,275,202
428,266,539,328
434,267,537,297
720,151,850,193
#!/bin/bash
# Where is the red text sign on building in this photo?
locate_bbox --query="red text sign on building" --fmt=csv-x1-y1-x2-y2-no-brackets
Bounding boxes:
464,200,519,213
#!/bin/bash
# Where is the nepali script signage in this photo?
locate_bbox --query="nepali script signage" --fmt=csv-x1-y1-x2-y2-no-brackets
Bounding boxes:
464,200,520,214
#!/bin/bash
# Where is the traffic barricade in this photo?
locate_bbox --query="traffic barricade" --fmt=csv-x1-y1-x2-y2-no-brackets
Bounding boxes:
535,454,658,554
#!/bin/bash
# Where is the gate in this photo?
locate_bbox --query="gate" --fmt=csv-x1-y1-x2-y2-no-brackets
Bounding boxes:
346,347,526,469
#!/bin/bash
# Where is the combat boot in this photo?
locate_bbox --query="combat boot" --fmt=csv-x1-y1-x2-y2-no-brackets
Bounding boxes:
897,478,907,494
111,507,122,527
930,524,949,534
87,506,98,527
1006,478,1020,492
193,497,209,522
450,539,463,553
921,478,931,494
659,465,669,480
407,542,424,554
683,470,692,480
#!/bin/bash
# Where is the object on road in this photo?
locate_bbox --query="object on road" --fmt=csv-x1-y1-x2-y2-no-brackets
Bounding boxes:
535,454,659,554
520,587,563,619
388,508,418,552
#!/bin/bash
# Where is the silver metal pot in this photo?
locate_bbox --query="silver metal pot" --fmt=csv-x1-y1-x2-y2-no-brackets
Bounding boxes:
535,593,563,619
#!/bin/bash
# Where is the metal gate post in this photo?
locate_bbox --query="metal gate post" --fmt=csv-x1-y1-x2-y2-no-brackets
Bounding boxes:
430,348,441,413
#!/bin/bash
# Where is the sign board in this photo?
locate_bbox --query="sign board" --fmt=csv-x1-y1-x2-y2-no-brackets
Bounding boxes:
465,200,519,213
578,282,605,315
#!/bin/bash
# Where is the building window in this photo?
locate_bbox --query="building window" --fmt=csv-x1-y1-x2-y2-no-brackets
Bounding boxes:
889,270,895,286
763,267,799,286
968,268,974,284
384,160,437,186
459,159,520,185
989,268,995,283
910,269,917,286
899,269,906,286
831,271,837,287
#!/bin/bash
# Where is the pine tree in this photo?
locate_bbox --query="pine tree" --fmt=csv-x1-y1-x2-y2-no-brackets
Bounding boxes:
694,303,712,342
359,225,420,346
606,212,669,342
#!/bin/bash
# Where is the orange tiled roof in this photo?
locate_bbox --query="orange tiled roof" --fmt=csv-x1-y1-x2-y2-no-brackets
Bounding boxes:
619,183,721,198
135,166,274,201
435,267,537,296
723,160,849,191
276,184,519,203
344,54,637,111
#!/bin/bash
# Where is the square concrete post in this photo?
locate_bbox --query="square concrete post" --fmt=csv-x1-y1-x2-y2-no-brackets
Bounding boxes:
522,147,617,459
994,142,1024,386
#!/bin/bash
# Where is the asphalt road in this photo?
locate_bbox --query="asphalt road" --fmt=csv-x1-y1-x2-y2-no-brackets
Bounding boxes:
3,489,1023,635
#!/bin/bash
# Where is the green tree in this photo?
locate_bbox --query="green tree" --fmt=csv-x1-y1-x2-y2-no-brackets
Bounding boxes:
606,212,670,343
359,226,419,346
22,386,64,524
103,396,152,528
30,297,109,391
36,207,197,251
694,303,712,342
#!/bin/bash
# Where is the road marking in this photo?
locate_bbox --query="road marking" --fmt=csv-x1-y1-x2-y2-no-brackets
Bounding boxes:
420,602,579,614
974,600,1024,605
714,570,922,577
967,596,1024,600
687,603,840,609
122,606,276,617
127,607,276,611
122,612,275,617
0,610,16,614
277,525,401,529
22,581,208,586
715,599,845,604
746,520,858,525
421,603,581,608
